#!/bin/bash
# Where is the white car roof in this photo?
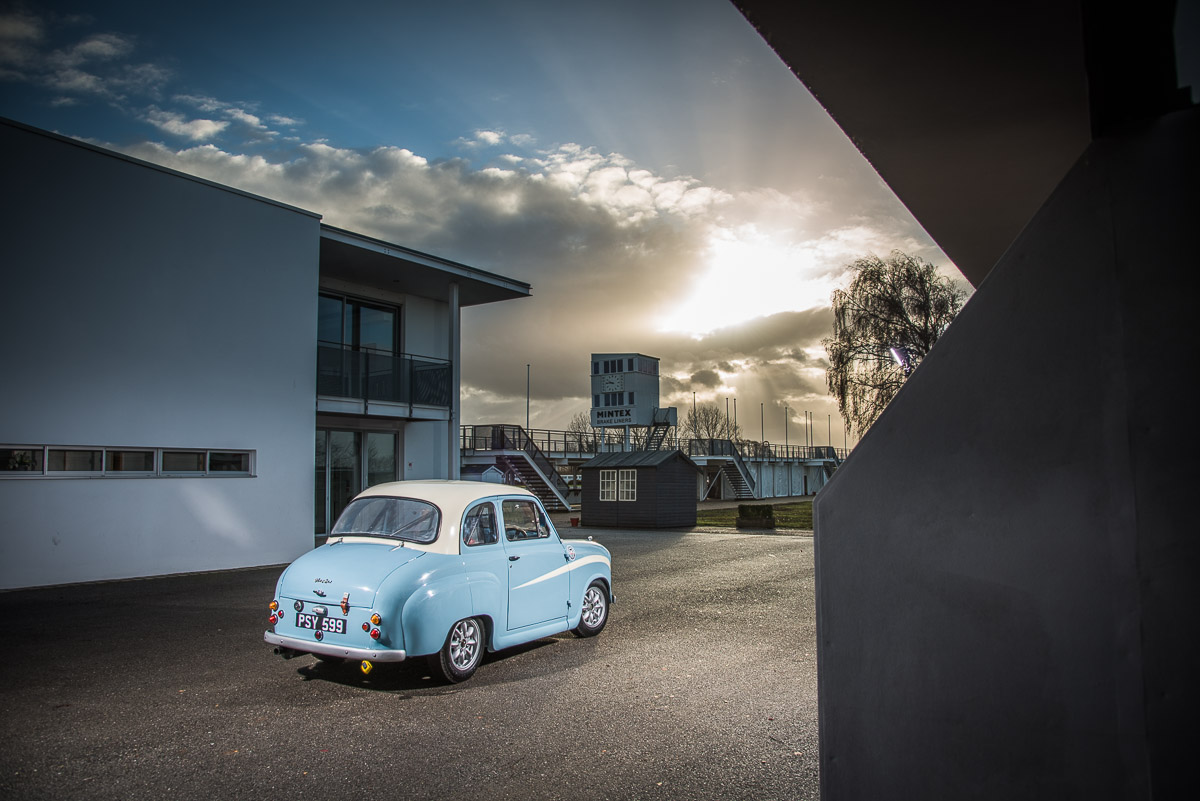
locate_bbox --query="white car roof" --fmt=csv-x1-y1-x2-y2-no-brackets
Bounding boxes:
350,480,542,555
356,479,537,507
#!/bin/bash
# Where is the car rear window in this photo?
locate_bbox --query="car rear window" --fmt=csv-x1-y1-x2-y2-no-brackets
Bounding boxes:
330,497,440,544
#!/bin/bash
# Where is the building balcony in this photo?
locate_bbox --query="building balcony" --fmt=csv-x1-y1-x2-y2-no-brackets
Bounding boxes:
316,344,451,418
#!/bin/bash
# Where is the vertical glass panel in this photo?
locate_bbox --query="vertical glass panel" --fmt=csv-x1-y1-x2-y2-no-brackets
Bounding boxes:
357,304,395,352
2,449,43,472
162,451,205,472
106,450,155,472
329,431,361,529
48,449,102,471
315,430,327,535
318,294,344,345
366,432,396,488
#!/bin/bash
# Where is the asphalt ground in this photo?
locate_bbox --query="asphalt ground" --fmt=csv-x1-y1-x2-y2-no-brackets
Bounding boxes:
0,528,818,801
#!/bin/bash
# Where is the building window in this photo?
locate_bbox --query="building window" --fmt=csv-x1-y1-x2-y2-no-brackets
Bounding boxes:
2,448,43,472
599,470,617,501
106,450,155,472
209,452,250,473
628,391,635,405
162,451,206,473
47,449,102,472
319,292,398,353
619,469,637,501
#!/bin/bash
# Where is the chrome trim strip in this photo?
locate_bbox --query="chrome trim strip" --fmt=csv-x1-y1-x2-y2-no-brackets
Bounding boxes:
264,631,408,662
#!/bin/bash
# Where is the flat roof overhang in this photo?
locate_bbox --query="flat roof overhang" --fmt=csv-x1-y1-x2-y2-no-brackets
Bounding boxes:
320,224,531,306
731,0,1188,287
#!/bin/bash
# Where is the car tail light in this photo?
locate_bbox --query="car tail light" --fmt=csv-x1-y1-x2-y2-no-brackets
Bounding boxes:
362,622,370,632
269,614,278,625
370,628,381,640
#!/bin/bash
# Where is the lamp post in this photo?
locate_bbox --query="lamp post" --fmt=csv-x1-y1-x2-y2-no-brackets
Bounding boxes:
526,364,530,431
784,406,789,451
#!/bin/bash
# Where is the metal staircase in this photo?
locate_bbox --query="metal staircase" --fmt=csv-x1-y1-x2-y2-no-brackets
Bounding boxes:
642,408,676,451
460,425,572,511
689,438,757,499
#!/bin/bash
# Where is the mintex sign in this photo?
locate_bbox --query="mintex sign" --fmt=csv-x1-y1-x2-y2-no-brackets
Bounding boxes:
592,408,634,426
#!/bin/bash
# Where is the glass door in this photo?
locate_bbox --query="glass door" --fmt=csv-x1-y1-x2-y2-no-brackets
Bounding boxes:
316,429,399,535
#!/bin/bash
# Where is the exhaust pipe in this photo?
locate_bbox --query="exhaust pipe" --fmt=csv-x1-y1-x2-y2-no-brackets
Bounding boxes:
274,647,301,660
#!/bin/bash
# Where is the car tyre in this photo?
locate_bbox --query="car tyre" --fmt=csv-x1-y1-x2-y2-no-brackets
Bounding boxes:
573,581,609,637
433,616,484,683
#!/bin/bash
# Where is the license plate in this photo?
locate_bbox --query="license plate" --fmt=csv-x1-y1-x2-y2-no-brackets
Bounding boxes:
296,613,345,634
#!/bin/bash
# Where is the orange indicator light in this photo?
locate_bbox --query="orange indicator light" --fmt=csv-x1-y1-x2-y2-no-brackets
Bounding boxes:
370,613,382,626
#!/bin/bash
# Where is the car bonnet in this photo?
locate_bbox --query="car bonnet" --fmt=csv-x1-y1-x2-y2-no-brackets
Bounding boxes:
278,540,425,607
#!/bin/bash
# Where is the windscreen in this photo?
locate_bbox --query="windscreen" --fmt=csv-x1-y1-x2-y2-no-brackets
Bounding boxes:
330,496,440,544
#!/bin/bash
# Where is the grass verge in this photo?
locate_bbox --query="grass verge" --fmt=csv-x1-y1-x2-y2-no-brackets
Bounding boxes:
696,501,813,530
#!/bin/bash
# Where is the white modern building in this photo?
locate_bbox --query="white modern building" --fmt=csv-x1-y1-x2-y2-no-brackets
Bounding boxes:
0,118,530,590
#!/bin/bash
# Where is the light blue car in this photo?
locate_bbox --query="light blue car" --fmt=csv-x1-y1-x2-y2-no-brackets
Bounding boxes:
265,480,612,682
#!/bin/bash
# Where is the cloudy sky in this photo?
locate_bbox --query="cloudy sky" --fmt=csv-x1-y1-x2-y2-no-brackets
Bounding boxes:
0,0,965,448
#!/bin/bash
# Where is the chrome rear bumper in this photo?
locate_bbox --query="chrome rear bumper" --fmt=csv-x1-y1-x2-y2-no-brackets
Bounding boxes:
264,631,408,662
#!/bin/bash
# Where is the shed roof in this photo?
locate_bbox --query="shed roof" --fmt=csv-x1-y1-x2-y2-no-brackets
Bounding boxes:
582,450,702,472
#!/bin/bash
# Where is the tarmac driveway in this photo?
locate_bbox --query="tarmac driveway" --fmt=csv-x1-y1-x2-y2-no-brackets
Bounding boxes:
0,528,818,801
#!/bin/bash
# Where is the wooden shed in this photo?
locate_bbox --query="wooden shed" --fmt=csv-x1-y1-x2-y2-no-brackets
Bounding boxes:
580,450,702,528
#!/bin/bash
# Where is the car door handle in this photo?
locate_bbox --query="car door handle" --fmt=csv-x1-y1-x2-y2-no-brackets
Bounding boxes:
508,555,520,561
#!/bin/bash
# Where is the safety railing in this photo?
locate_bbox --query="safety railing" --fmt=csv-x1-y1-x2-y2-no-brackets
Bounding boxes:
317,344,451,407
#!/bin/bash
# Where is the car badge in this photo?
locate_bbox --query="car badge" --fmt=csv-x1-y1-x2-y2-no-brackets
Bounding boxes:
341,593,350,615
313,589,326,597
566,544,577,561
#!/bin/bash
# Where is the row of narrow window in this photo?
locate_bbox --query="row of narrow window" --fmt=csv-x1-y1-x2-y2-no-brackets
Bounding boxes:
1,446,254,477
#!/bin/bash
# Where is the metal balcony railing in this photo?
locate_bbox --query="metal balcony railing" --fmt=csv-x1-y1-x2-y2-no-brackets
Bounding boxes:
317,344,451,407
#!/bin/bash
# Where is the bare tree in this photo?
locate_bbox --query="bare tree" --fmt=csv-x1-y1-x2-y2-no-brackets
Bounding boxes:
683,404,741,441
823,250,965,437
566,411,599,453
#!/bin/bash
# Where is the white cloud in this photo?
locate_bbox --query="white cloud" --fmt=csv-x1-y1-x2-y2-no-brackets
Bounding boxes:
0,11,44,69
456,129,507,148
144,108,229,140
67,32,133,63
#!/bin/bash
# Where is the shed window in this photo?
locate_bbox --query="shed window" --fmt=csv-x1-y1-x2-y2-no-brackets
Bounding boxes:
599,469,617,501
619,469,637,501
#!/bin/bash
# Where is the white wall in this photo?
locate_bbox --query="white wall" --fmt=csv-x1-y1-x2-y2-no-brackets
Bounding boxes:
0,121,320,588
402,422,449,479
402,294,449,359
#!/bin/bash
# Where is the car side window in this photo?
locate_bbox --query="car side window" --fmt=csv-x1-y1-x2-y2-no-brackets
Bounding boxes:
502,499,550,541
462,502,498,547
